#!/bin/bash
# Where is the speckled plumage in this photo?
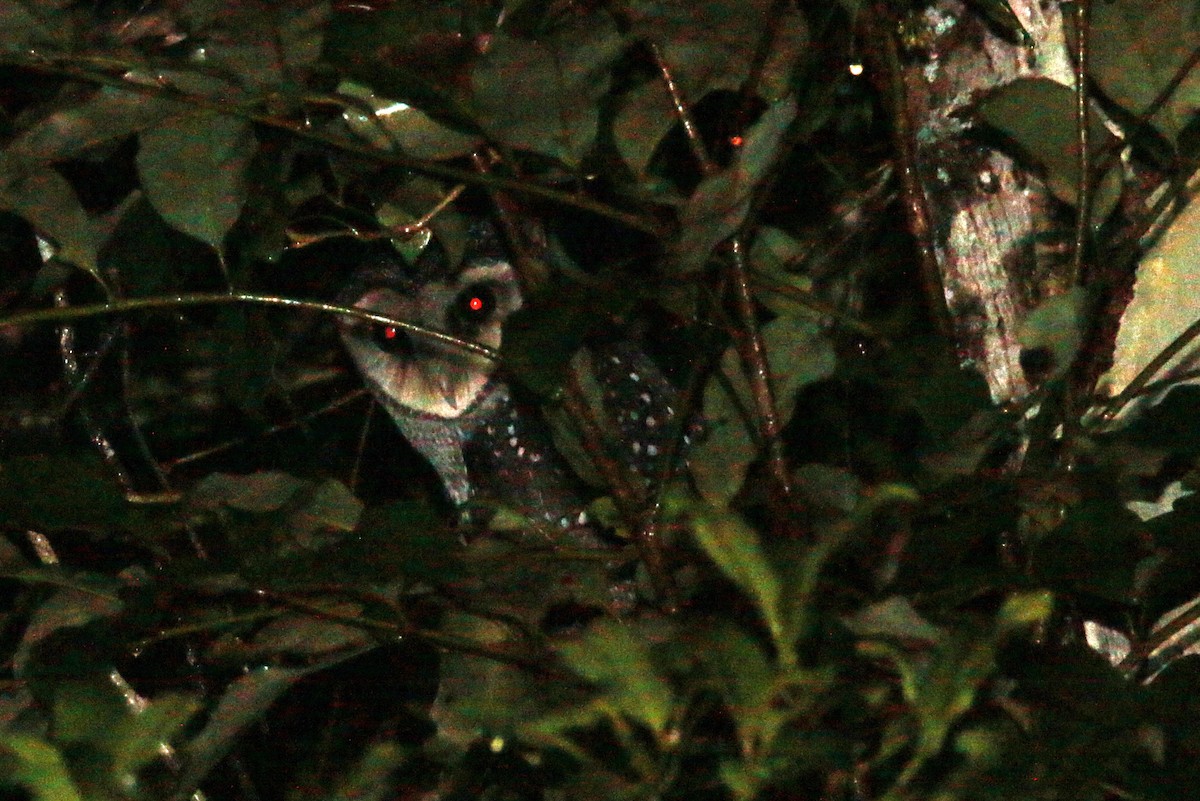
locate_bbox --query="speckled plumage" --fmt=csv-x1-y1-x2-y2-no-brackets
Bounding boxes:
337,226,685,542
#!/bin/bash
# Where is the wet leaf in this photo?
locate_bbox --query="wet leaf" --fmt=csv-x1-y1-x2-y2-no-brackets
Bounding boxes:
339,79,480,160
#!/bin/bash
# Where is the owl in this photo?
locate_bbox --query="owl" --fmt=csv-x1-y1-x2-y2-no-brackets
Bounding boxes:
336,221,687,540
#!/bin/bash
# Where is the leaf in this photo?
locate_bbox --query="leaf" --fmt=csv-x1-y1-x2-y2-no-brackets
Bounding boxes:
1083,0,1200,139
5,86,184,164
177,649,373,795
1016,286,1089,382
976,77,1121,223
339,80,481,160
190,471,308,514
996,589,1054,635
0,167,101,276
624,0,808,101
689,312,835,506
109,693,202,780
1031,499,1145,602
0,2,72,52
674,96,797,272
843,597,943,644
1095,191,1200,424
13,583,122,676
613,80,679,177
691,511,787,659
469,18,624,164
0,735,83,801
557,619,674,734
137,110,256,247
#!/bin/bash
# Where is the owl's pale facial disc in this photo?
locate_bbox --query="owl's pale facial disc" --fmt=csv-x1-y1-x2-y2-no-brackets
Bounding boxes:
340,260,522,419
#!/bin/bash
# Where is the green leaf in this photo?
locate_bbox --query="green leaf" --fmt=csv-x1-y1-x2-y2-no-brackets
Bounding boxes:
996,589,1054,635
0,2,73,52
624,0,808,101
691,511,789,661
557,619,674,734
613,80,679,177
690,312,835,505
843,597,943,644
976,77,1121,224
0,735,83,801
1017,286,1089,382
178,649,373,794
674,97,797,272
190,470,308,514
109,693,202,781
137,110,256,247
5,86,183,164
0,167,101,277
1083,0,1200,139
469,18,624,164
1031,499,1145,602
339,80,481,160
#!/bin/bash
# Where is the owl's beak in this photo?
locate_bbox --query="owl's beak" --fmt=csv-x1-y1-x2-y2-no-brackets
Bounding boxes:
434,370,460,410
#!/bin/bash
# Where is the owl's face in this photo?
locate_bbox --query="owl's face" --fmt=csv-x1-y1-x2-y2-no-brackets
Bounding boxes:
339,259,523,419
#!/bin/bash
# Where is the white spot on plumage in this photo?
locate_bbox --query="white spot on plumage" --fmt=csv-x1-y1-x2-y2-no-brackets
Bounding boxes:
508,437,518,447
639,392,652,404
646,417,656,427
632,442,642,454
629,372,640,382
647,444,659,456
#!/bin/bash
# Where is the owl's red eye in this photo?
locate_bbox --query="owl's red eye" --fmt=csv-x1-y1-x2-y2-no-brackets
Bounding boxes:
372,323,413,357
447,283,498,334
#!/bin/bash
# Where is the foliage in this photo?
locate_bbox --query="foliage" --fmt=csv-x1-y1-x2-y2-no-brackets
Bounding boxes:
0,1,1198,801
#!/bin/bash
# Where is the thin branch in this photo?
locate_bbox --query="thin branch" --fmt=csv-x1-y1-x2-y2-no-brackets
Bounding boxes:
1094,45,1200,177
1117,599,1200,679
164,388,371,473
728,239,793,507
54,290,136,493
1070,0,1093,287
1095,314,1200,424
0,292,499,360
869,7,954,339
649,42,716,176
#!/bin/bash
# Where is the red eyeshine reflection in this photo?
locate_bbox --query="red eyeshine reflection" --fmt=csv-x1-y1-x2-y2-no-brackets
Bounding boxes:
384,326,398,339
468,297,484,311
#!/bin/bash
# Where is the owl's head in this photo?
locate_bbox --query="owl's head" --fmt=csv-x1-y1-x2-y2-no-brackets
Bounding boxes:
337,246,523,420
